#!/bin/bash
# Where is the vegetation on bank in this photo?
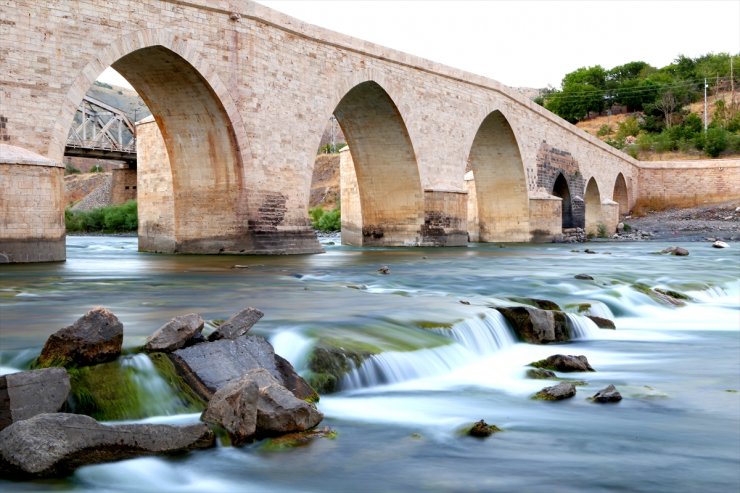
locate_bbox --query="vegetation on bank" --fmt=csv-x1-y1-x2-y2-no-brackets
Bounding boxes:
535,53,740,158
65,200,137,233
309,206,340,232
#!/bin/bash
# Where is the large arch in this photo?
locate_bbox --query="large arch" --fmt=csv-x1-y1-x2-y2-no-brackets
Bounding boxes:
50,30,257,254
466,111,529,242
584,177,602,236
334,81,424,246
552,173,574,229
613,172,630,215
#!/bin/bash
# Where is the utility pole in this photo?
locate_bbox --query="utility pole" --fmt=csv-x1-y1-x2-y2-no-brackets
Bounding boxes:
704,78,708,132
330,115,336,152
731,57,736,109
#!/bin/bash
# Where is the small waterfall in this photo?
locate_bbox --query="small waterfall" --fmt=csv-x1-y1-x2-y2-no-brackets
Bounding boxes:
341,344,474,389
341,312,517,390
566,313,603,339
436,311,517,355
270,330,313,370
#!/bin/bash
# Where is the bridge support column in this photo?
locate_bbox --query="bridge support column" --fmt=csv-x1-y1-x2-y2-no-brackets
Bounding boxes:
528,191,562,243
421,190,468,246
0,145,65,263
111,167,137,205
600,199,619,235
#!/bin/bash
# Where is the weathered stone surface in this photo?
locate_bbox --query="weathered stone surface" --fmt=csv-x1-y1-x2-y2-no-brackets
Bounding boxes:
712,240,729,248
37,307,123,367
0,368,70,431
145,313,205,352
201,375,259,445
574,274,594,280
526,368,557,379
208,307,264,341
497,306,570,344
533,382,577,401
0,413,215,478
257,382,323,436
592,384,623,403
587,315,616,329
531,354,595,372
169,335,318,402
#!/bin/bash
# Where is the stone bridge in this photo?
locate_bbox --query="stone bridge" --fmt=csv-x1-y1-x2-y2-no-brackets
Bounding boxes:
1,0,738,262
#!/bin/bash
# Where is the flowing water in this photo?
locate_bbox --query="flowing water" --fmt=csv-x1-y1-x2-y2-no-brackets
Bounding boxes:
1,236,739,492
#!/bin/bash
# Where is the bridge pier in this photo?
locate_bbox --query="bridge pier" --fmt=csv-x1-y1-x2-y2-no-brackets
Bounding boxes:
0,145,65,263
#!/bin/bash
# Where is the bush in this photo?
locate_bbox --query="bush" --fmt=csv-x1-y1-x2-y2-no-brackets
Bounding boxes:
597,124,613,137
89,165,104,173
597,223,608,238
703,127,729,157
65,200,137,233
309,206,340,232
65,163,81,175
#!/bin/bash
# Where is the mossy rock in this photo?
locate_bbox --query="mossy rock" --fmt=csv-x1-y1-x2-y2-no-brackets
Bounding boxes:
413,320,455,330
67,355,205,421
259,427,337,452
633,283,688,306
306,345,371,394
460,420,502,438
508,297,562,311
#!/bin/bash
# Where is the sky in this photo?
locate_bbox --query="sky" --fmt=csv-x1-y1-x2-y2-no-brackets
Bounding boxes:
100,0,740,90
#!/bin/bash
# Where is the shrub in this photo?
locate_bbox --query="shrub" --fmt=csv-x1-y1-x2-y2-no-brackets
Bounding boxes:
703,127,729,157
596,124,613,137
597,223,608,238
90,165,104,173
65,163,81,175
65,200,137,233
309,206,340,232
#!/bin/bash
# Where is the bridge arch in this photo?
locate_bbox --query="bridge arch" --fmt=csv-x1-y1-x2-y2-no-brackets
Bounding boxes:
584,177,602,236
552,173,574,229
52,29,253,254
328,80,424,246
613,172,630,215
465,110,529,242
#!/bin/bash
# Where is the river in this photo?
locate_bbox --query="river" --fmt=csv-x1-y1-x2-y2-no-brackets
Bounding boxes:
1,236,738,492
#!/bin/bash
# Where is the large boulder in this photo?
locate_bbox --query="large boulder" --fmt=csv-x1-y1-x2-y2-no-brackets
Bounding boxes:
587,316,616,329
0,413,215,478
0,368,70,431
208,307,264,341
202,368,323,443
144,313,205,353
257,382,323,436
169,335,318,402
497,306,570,344
533,382,577,401
530,354,595,372
202,375,259,445
37,307,123,368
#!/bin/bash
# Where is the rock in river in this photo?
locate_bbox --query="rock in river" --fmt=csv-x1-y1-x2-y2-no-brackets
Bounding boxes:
497,306,570,344
0,368,70,431
533,382,577,401
530,354,595,372
37,307,123,368
145,313,205,353
208,307,264,341
592,384,623,403
169,335,318,402
0,413,215,478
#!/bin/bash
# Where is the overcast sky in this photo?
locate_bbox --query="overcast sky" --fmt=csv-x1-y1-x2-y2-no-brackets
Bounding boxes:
101,0,739,90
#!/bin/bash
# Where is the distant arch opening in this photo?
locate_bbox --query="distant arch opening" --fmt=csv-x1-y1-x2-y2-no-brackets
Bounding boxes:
552,173,574,229
613,172,629,215
62,46,245,253
333,81,424,246
584,177,602,236
466,111,529,242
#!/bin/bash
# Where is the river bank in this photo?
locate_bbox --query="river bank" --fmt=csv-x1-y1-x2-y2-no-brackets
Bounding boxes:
620,200,740,242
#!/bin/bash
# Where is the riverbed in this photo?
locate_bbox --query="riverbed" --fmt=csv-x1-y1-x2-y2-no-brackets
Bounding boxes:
1,236,738,492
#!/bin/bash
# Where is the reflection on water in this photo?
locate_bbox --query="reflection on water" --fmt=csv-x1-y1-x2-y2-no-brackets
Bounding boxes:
0,236,738,492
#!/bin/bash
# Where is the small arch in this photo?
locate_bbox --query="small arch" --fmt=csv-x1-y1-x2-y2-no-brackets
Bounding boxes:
584,177,602,236
552,173,574,229
613,172,629,215
466,110,529,242
334,81,424,246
